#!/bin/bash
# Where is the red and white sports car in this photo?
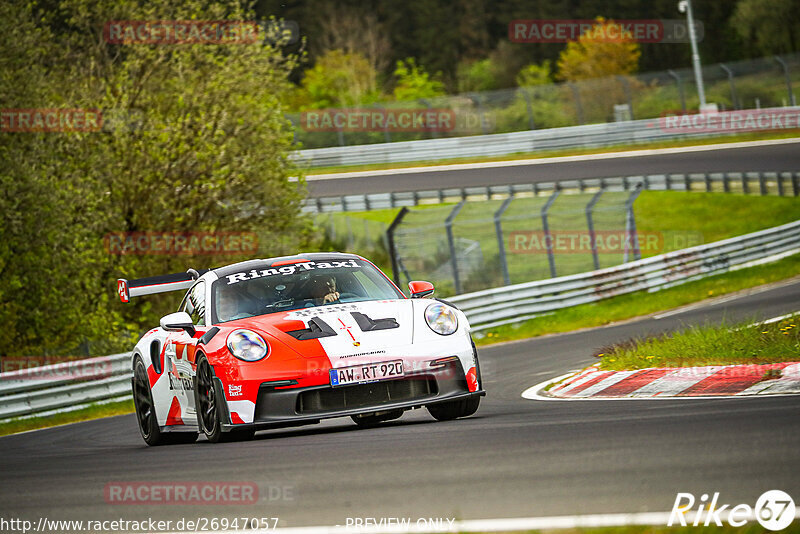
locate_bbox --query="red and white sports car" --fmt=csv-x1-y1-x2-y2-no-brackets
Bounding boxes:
119,253,484,445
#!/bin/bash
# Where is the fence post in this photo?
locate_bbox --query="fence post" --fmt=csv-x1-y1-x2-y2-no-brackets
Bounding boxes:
723,172,730,193
541,189,560,278
468,93,489,135
446,201,466,294
585,188,605,271
386,207,409,286
719,64,739,109
667,70,687,112
494,196,514,285
794,171,799,197
568,83,585,125
617,75,634,119
373,104,391,143
522,88,536,130
623,183,643,262
419,99,440,139
774,56,797,106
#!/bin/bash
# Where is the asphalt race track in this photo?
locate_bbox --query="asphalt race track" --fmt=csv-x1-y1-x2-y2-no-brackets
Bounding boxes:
2,278,799,529
307,140,800,197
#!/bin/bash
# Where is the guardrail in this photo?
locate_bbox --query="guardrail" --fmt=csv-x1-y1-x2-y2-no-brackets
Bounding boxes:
293,107,800,169
0,353,130,420
449,220,800,331
2,220,798,420
303,170,800,213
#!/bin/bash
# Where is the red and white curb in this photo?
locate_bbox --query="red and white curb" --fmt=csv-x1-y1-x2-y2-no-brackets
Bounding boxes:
523,362,800,400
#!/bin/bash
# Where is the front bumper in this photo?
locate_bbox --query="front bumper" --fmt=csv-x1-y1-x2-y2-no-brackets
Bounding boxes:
220,360,484,432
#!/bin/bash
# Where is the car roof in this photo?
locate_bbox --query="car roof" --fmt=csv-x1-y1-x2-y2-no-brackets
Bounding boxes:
211,252,363,278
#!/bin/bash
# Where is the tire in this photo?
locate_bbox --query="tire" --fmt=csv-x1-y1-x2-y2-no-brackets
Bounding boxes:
351,409,404,428
426,396,480,421
194,355,254,443
132,357,198,446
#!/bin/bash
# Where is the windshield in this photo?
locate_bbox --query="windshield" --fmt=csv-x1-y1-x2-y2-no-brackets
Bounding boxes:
211,259,404,323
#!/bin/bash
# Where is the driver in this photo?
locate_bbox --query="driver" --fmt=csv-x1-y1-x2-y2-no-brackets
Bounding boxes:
216,291,251,321
310,274,339,305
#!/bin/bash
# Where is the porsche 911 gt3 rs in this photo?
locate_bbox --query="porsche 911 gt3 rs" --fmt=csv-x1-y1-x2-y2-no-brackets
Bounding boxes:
118,253,484,445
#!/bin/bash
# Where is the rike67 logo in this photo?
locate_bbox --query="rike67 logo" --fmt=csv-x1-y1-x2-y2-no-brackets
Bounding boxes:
669,490,796,530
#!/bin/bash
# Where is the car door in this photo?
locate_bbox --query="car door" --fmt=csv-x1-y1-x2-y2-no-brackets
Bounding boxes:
164,281,207,422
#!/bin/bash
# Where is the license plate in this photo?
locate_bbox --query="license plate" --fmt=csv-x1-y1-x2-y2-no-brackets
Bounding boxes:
330,360,404,387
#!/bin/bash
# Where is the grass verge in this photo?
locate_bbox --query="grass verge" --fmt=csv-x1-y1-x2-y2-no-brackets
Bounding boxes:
473,252,800,347
303,131,800,175
594,314,799,371
0,398,134,437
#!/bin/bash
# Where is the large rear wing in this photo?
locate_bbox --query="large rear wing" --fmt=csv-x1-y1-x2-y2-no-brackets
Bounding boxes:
117,269,209,303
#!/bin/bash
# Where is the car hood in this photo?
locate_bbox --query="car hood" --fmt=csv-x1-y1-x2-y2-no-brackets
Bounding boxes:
232,299,415,359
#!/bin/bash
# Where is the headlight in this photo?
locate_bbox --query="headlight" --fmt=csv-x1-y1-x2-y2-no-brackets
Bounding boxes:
425,302,458,335
226,329,269,362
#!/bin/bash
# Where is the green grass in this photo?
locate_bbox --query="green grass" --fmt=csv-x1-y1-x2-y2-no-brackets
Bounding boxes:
474,252,800,347
594,314,800,371
303,131,800,175
0,398,134,437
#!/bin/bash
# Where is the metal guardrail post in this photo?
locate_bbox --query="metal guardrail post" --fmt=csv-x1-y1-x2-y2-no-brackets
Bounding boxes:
794,172,800,196
758,172,767,196
494,196,514,286
541,189,560,278
719,64,739,110
585,188,606,271
667,70,687,112
623,183,644,262
723,172,730,193
446,201,466,294
386,207,410,286
775,56,797,106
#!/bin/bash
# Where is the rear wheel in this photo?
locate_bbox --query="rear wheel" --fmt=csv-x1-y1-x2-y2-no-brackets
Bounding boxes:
427,396,480,421
351,409,404,428
195,356,254,443
133,357,197,446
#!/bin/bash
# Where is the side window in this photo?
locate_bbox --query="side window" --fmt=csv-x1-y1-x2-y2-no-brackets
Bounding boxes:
183,282,206,326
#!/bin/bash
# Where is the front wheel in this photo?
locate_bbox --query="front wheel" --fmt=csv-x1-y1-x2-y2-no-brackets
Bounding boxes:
427,396,480,421
194,356,254,443
133,357,197,446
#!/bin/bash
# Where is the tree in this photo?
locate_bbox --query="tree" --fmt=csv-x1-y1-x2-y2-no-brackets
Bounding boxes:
516,61,554,87
732,0,799,56
0,0,309,356
297,50,380,108
392,59,445,102
556,17,641,82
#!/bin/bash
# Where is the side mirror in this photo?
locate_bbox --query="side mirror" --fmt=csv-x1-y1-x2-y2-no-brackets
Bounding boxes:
408,280,435,298
160,311,195,336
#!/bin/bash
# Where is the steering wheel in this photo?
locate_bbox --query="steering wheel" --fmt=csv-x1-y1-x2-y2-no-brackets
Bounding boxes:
334,292,360,302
